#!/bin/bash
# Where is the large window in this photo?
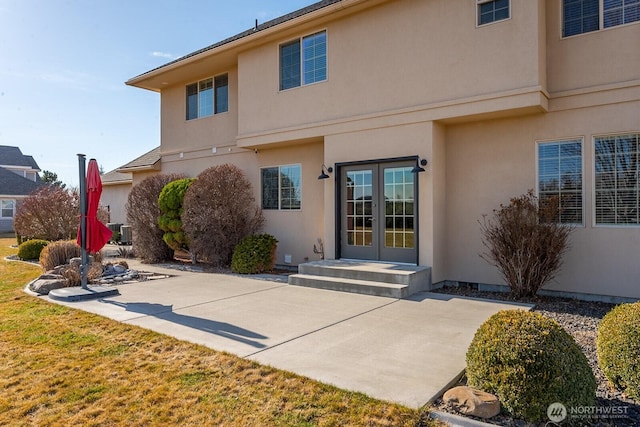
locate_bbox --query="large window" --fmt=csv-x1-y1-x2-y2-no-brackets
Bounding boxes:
186,74,228,120
538,139,584,224
279,31,327,91
477,0,510,25
563,0,640,37
594,133,640,225
1,200,15,218
261,165,302,210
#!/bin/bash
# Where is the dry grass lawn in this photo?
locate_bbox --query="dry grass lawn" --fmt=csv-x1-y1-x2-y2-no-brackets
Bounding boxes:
0,238,434,426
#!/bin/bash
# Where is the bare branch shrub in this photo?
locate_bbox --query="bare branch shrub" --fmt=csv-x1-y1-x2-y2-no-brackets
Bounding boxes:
126,173,185,263
14,186,79,241
183,164,264,267
479,190,573,298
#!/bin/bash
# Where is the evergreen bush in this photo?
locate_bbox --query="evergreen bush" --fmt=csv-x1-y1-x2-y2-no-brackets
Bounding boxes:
231,234,278,274
158,178,195,256
17,239,48,260
466,310,595,422
597,302,640,401
126,173,185,263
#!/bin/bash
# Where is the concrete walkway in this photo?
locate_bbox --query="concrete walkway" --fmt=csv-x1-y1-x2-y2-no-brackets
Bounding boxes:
38,261,530,408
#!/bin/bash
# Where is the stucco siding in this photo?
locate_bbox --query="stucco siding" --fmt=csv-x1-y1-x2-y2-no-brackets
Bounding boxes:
445,99,640,299
238,0,545,137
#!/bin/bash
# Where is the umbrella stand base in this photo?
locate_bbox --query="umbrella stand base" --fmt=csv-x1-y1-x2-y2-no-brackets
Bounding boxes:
49,285,119,302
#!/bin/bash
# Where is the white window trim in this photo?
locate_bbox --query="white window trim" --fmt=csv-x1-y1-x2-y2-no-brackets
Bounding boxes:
0,199,16,219
535,137,586,227
476,0,511,28
278,29,328,92
592,131,640,228
260,163,303,211
185,72,229,121
561,0,640,39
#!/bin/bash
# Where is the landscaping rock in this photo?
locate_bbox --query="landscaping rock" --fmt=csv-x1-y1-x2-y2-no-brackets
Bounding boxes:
443,386,500,419
29,274,67,295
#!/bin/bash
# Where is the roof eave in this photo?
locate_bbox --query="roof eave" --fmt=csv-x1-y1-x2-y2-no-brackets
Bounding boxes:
125,0,368,92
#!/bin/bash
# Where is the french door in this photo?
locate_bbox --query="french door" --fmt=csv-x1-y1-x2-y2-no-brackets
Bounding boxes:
340,161,417,263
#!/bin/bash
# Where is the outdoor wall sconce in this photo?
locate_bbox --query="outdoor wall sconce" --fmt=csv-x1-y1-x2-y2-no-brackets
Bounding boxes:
318,164,334,180
411,157,428,173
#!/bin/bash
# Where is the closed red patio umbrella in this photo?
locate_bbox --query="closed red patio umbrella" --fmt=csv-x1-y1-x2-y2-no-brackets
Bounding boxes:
77,158,112,253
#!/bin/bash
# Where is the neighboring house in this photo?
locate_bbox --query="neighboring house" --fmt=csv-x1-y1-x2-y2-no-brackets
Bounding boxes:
101,146,161,225
0,146,43,233
126,0,640,299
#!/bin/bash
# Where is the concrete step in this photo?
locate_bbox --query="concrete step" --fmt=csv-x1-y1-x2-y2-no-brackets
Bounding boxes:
290,260,432,298
288,274,410,299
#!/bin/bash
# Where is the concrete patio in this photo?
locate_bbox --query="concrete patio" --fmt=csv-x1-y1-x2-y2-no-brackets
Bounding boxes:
35,260,531,408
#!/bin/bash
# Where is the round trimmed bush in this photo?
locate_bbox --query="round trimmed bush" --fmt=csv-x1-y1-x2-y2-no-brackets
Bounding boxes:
466,310,596,422
597,302,640,401
231,234,278,274
17,239,48,260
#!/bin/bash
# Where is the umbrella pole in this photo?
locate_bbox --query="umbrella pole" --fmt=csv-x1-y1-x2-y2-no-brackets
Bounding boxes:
78,154,88,290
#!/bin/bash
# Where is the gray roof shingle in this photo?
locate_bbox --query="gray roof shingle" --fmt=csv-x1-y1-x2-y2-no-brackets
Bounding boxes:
0,145,41,170
116,146,161,172
0,166,43,196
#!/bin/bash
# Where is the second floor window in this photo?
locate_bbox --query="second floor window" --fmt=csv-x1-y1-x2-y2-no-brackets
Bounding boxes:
477,0,510,26
186,74,228,120
563,0,640,37
280,31,327,91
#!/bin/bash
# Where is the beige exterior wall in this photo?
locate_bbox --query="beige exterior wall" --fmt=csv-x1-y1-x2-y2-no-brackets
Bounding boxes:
546,0,640,93
445,98,640,299
128,0,640,298
101,183,132,225
237,0,545,139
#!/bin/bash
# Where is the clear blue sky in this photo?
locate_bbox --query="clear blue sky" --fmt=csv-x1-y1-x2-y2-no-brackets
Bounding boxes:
0,0,313,187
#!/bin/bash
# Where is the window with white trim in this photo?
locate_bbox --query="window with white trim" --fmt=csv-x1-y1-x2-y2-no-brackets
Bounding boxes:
563,0,640,37
279,31,327,91
186,73,228,120
594,133,640,225
1,200,15,218
261,165,302,210
538,139,584,224
477,0,510,25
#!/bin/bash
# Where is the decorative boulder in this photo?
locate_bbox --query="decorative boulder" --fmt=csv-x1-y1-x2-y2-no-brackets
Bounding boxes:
443,386,500,419
29,274,67,295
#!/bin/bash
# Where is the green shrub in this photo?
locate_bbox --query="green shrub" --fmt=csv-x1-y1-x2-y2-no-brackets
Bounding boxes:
597,302,640,401
17,239,48,260
39,240,82,271
231,234,278,274
126,173,186,263
466,310,595,422
158,178,195,255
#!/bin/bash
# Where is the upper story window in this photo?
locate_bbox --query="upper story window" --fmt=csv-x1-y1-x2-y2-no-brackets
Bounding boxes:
279,31,327,91
594,133,640,225
186,73,228,120
563,0,640,37
261,164,302,210
477,0,510,26
1,200,15,218
538,139,584,224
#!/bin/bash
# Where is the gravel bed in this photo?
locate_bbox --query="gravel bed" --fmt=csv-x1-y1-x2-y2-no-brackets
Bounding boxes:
431,285,640,426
